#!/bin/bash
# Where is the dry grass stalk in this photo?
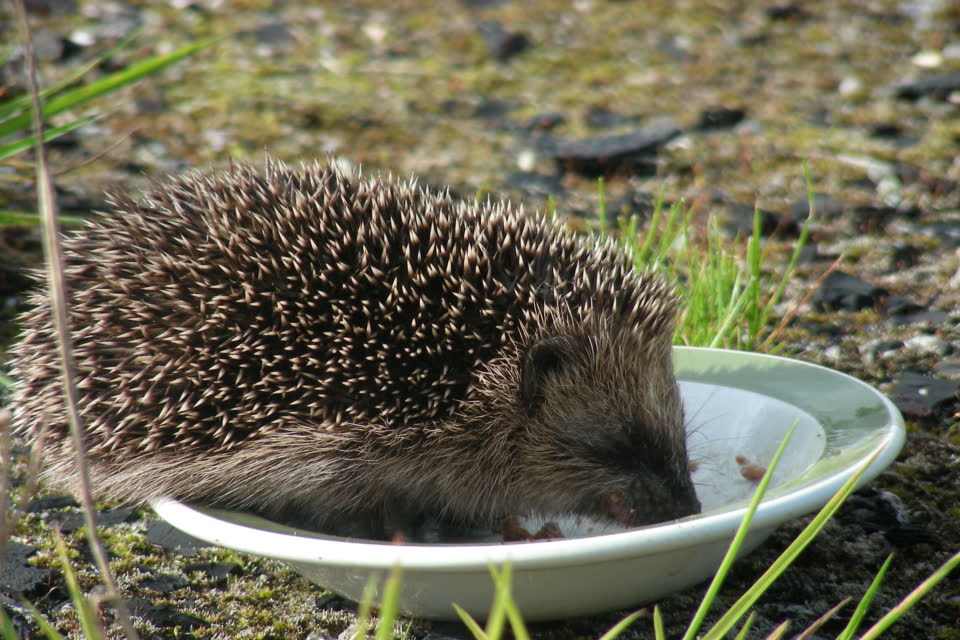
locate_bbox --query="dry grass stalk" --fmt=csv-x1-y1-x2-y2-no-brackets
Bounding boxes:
11,1,141,637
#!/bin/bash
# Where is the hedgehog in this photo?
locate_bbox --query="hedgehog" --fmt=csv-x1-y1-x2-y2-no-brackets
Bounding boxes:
8,158,700,538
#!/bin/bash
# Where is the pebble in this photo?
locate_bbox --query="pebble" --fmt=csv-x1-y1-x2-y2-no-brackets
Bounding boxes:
145,521,211,556
888,372,960,419
894,70,960,100
552,123,680,178
0,542,53,594
476,21,531,62
125,597,208,631
904,334,948,356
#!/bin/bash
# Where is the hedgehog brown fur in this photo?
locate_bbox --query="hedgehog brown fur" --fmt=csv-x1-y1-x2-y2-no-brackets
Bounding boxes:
9,157,700,536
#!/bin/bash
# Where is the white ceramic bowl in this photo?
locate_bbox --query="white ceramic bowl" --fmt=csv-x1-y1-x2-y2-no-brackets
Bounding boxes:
152,347,905,621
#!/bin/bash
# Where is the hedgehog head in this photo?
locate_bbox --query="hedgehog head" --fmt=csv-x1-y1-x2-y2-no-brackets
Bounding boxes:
461,302,700,528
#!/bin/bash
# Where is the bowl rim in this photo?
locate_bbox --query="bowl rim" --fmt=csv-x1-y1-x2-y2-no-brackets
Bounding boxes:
151,346,905,572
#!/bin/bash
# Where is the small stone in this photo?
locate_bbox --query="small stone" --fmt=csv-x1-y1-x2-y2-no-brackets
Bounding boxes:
0,543,53,593
934,358,960,379
812,271,918,313
888,372,959,419
859,339,903,367
894,71,960,100
0,592,37,640
146,521,210,556
524,112,566,132
904,335,948,356
56,507,137,533
182,561,242,584
503,171,564,200
553,123,680,178
139,573,190,593
25,495,79,513
125,598,208,630
582,106,638,129
476,21,531,62
764,3,810,20
790,193,845,219
911,51,943,68
889,244,921,270
694,107,746,131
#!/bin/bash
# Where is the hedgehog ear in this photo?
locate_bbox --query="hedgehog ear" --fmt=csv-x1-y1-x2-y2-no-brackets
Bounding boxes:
519,335,583,415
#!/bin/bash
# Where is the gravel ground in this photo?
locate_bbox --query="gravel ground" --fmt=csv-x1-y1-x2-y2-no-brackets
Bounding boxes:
1,1,959,639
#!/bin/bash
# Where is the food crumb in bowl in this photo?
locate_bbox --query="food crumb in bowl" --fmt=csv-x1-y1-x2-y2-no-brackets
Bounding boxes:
688,460,700,472
499,516,566,541
736,455,767,481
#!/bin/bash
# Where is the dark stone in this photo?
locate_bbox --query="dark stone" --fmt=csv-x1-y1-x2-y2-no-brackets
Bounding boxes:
869,122,903,139
55,507,137,533
524,112,566,132
852,205,900,233
894,71,960,100
0,592,37,640
125,598,208,630
0,542,53,593
694,107,746,131
582,106,639,129
139,572,190,593
24,0,77,15
606,188,659,225
764,3,811,20
476,21,531,62
182,561,243,584
552,123,680,178
316,592,358,613
889,309,952,328
888,372,960,419
503,171,565,200
25,495,80,513
422,621,474,640
250,22,293,46
145,521,210,556
921,220,960,248
812,271,919,314
889,245,921,271
896,163,957,197
721,202,799,237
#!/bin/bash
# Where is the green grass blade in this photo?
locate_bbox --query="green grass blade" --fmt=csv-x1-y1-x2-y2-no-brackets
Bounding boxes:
0,607,19,640
598,609,646,640
652,605,665,640
0,116,95,161
374,567,402,640
699,449,882,640
857,548,960,640
453,605,489,640
353,573,382,640
682,419,799,640
0,210,87,227
764,620,790,640
733,611,755,640
0,30,141,121
54,530,103,639
483,563,511,640
20,602,67,640
634,191,665,266
794,597,850,640
0,37,219,140
835,556,892,640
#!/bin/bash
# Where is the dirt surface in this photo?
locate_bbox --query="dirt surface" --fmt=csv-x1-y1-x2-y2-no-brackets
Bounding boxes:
1,1,959,639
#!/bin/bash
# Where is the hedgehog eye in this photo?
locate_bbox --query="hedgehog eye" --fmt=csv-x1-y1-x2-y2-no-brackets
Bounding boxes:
518,334,583,415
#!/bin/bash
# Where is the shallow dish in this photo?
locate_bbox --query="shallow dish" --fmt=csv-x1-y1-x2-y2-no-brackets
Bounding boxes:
152,347,905,621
